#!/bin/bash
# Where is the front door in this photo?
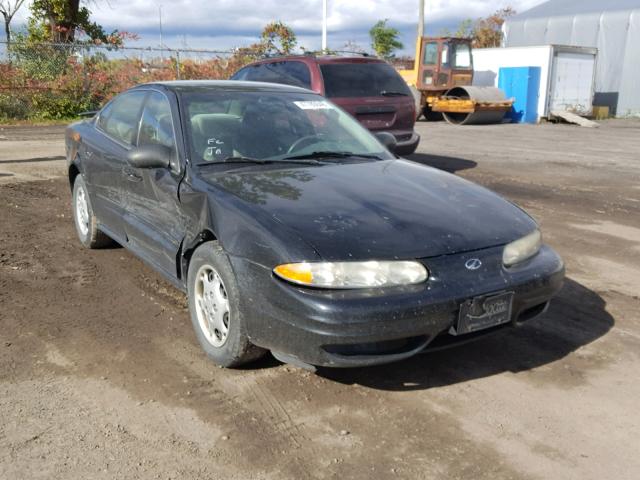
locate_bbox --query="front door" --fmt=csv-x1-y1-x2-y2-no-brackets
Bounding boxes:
85,90,147,241
418,39,441,91
122,90,185,281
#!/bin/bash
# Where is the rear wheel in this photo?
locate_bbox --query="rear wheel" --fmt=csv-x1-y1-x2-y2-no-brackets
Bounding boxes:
187,241,266,367
72,175,112,249
422,104,443,122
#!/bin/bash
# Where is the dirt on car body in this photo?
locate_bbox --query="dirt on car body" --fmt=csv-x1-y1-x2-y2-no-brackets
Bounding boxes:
1,120,639,480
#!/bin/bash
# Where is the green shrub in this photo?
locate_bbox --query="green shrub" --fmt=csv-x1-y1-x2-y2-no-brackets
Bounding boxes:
28,91,92,120
0,94,31,120
1,40,254,121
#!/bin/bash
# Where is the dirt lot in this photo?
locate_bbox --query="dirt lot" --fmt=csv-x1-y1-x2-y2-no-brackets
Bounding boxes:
1,119,639,480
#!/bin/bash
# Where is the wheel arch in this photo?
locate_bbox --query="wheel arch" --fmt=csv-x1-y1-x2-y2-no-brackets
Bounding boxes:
68,162,81,191
180,229,219,282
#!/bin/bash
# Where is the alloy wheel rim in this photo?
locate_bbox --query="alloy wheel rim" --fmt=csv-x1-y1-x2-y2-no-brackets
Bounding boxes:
76,186,90,237
194,264,230,347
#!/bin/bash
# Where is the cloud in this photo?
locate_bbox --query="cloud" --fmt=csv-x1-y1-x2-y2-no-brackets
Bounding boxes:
11,0,547,53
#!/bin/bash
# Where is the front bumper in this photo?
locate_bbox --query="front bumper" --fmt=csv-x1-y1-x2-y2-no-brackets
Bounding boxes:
231,245,564,368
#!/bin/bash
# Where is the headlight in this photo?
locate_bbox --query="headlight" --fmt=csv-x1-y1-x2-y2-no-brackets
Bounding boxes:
273,261,428,289
503,229,542,267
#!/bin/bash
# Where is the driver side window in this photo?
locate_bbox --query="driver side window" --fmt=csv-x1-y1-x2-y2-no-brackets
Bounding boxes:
138,91,179,172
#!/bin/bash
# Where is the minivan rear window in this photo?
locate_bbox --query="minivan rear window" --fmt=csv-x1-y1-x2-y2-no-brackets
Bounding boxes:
320,63,411,98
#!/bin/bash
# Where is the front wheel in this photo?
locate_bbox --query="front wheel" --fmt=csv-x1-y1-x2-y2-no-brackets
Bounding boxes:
72,175,112,249
187,241,266,367
422,104,443,122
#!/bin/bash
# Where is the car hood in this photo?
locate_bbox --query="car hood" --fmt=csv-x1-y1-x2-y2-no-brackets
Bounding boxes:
201,159,537,261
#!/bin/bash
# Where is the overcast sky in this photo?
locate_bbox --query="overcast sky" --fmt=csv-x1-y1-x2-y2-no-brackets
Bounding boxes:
13,0,547,54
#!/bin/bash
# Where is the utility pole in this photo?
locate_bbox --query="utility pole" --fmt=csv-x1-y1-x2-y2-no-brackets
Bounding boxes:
417,0,425,40
157,3,164,61
322,0,327,52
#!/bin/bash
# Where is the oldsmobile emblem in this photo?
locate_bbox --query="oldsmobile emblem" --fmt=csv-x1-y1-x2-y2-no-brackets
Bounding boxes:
465,258,482,270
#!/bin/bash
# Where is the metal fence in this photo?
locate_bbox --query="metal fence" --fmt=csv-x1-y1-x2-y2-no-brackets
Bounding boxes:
0,40,237,80
0,41,245,118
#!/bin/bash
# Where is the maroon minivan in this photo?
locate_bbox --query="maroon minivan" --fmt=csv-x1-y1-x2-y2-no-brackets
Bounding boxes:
230,55,420,155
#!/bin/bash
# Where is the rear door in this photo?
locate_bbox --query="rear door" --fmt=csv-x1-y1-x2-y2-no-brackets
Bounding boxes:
121,90,185,280
318,61,415,134
86,90,147,240
549,51,596,116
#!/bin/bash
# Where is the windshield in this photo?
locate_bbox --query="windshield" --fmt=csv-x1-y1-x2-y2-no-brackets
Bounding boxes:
180,90,393,164
320,63,411,98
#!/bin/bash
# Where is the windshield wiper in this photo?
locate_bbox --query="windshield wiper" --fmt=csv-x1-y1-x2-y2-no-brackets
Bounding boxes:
380,90,409,97
283,151,383,161
196,156,322,167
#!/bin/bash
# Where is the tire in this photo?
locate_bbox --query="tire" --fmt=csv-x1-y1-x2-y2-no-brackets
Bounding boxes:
72,175,112,249
409,85,423,121
187,241,266,367
422,105,444,122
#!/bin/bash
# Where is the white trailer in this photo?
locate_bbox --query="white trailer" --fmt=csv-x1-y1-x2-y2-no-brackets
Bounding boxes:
472,45,597,121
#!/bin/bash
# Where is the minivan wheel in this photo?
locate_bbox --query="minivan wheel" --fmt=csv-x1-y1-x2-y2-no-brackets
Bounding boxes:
72,175,112,248
187,241,266,367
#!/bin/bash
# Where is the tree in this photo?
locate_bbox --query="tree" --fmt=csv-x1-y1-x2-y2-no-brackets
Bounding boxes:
261,21,297,55
454,19,473,39
27,0,126,45
369,19,403,58
473,7,515,48
233,21,298,63
340,40,366,54
0,0,26,46
451,7,516,48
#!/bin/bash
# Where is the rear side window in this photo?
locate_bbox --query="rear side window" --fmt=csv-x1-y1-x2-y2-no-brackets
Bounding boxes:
320,63,410,98
138,91,179,171
280,61,311,88
97,103,113,130
243,64,267,82
231,66,250,80
234,61,311,89
99,91,146,146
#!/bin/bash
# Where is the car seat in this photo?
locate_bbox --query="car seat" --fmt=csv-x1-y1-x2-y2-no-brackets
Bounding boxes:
237,104,284,158
191,114,241,161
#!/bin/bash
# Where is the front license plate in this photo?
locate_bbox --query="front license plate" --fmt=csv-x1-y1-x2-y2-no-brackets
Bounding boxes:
451,292,514,336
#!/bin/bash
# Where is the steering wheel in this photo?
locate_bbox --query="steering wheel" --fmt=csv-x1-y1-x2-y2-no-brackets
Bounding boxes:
287,134,325,154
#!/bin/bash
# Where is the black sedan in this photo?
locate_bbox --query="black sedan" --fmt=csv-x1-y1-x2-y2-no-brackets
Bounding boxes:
66,81,564,369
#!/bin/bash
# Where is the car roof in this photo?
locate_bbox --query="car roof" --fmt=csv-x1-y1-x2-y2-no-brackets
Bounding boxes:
315,56,386,65
247,55,387,66
136,80,315,94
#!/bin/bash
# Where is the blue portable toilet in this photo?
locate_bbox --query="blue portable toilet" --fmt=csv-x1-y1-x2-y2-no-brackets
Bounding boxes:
498,66,541,124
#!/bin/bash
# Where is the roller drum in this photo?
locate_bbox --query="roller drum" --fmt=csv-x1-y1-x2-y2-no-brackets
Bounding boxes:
441,86,508,126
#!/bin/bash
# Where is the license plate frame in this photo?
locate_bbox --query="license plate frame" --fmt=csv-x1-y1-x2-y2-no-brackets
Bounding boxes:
451,291,515,336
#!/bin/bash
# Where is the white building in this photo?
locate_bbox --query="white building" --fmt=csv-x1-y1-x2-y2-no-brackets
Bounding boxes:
503,0,640,117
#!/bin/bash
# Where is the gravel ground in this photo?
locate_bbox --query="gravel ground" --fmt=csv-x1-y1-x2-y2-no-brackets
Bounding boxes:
1,119,639,480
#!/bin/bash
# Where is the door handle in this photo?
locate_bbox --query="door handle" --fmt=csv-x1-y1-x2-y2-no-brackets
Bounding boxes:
126,172,142,182
123,167,142,182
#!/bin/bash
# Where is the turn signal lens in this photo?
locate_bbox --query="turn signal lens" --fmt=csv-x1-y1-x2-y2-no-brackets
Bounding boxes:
503,229,542,267
273,263,314,285
273,261,428,289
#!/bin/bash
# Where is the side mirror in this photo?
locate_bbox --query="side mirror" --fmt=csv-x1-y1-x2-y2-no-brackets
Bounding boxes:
374,131,398,154
127,144,172,169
